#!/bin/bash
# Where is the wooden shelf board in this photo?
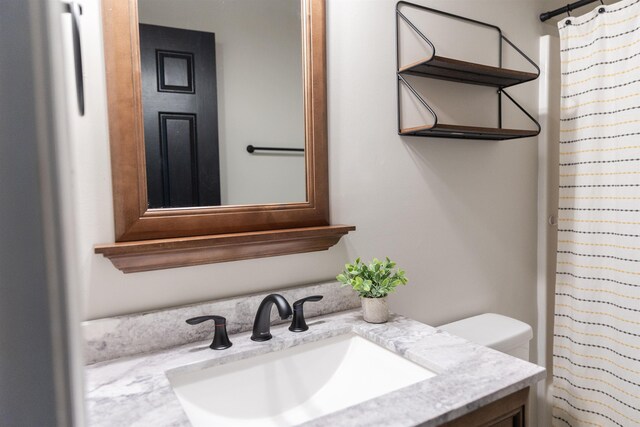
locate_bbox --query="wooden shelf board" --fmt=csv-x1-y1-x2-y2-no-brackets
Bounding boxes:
399,55,538,88
95,225,355,273
400,123,538,140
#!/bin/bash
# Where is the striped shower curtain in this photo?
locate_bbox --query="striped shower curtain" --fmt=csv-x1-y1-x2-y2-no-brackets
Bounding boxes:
553,0,640,426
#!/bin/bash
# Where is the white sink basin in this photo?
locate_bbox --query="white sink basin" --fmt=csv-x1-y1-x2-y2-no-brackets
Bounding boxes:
166,333,436,426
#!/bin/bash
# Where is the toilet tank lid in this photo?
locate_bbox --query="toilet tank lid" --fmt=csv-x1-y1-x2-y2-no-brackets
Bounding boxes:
437,313,533,353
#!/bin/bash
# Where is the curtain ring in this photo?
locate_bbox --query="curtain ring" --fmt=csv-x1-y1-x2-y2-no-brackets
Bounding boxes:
565,4,572,25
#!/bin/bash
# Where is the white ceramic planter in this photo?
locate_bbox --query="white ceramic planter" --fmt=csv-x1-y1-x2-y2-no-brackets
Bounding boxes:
361,297,389,323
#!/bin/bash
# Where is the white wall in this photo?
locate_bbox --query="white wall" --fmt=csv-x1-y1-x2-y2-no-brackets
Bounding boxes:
536,33,560,427
137,0,306,205
75,0,552,349
384,0,544,330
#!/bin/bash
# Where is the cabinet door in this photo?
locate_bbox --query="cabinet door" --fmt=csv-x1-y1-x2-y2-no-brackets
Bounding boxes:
440,387,528,427
487,407,524,427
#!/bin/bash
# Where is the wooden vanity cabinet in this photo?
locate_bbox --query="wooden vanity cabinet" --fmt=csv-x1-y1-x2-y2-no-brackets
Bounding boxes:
439,387,528,427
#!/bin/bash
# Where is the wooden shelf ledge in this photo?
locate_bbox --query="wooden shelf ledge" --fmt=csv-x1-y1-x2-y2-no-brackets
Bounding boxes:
400,123,539,141
399,55,538,88
95,225,355,273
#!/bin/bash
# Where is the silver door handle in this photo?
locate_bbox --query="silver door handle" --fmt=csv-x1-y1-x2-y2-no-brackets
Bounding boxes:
63,1,84,116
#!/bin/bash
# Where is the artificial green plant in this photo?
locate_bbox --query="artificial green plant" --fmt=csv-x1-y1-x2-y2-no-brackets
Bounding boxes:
336,257,408,298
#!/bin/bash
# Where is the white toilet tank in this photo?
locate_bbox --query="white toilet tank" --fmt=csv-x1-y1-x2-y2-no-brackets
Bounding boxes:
437,313,533,361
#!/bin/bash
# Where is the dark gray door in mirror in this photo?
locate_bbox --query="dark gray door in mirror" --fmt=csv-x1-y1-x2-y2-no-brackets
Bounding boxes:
139,24,221,208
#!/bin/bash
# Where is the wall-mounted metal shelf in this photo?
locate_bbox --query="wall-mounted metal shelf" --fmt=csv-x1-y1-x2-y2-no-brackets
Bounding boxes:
396,1,541,141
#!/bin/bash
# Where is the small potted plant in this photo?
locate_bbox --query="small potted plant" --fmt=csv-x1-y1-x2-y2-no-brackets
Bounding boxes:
336,257,408,323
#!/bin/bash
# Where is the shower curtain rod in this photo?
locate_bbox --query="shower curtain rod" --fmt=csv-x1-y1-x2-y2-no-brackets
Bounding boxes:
540,0,603,21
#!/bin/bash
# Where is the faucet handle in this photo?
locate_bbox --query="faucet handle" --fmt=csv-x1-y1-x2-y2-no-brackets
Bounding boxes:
186,315,232,350
293,295,323,308
289,295,323,332
186,315,226,325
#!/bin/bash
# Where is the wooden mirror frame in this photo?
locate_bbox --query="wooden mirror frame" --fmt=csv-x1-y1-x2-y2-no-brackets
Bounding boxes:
95,0,354,272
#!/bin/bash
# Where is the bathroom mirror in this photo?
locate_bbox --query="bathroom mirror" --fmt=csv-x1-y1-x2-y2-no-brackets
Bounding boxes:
136,0,306,208
97,0,354,272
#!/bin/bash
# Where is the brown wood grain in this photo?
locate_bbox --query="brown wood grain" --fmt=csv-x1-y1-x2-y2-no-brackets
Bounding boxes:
101,0,332,242
399,55,538,87
95,225,355,273
101,0,147,240
98,0,353,268
400,124,538,137
439,387,528,427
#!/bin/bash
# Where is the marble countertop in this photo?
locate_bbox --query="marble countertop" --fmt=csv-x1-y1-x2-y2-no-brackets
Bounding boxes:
85,310,545,427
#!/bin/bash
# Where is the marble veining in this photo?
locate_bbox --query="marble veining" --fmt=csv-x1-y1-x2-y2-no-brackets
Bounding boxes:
83,280,359,364
85,310,545,427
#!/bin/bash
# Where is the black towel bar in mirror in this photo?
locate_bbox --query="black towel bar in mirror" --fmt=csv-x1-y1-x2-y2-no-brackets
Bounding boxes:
246,145,305,153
